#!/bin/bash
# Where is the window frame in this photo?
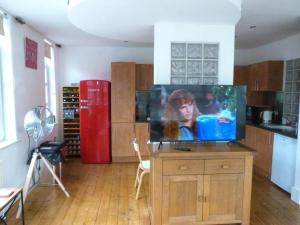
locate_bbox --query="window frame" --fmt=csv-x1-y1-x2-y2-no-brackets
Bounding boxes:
0,34,5,142
44,42,57,117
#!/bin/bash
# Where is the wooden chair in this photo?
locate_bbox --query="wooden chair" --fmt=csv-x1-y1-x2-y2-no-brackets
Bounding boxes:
133,138,150,199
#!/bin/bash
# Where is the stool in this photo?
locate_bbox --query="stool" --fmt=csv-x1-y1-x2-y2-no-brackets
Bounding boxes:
39,141,66,183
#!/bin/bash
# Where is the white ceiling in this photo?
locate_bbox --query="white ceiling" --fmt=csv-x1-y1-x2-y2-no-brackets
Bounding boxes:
67,0,240,43
0,0,299,49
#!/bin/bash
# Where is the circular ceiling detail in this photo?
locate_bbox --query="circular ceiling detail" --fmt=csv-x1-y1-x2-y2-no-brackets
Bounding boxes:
68,0,241,43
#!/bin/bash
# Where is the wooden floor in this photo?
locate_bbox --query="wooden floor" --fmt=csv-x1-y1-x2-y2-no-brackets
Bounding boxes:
6,159,300,225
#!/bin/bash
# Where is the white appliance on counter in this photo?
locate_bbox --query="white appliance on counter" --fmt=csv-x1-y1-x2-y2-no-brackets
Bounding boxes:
260,110,274,124
271,133,297,193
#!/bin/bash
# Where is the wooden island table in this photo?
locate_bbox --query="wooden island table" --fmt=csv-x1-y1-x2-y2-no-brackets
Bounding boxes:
149,142,253,225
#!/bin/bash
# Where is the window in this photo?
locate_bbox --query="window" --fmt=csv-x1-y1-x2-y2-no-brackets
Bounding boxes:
44,40,56,116
0,14,5,141
0,12,17,145
0,49,4,141
284,59,300,124
170,42,219,85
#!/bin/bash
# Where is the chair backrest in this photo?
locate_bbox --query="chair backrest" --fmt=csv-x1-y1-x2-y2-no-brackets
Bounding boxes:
133,138,143,165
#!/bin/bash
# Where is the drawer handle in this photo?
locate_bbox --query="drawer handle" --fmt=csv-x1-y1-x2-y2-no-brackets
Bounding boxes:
221,164,230,169
178,165,189,170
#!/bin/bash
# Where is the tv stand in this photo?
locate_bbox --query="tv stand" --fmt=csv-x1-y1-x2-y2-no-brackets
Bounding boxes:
148,142,253,225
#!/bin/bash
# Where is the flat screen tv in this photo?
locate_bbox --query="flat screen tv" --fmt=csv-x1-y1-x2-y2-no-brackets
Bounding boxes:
150,85,246,142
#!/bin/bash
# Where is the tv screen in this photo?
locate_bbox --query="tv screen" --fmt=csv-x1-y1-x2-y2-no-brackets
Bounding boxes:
150,85,246,142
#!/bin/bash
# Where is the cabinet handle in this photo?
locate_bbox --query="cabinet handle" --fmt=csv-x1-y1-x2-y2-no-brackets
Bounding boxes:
204,196,208,202
198,195,204,202
257,81,259,90
178,165,189,170
221,164,230,169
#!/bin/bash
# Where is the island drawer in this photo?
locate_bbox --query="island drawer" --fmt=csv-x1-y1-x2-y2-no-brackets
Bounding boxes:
204,159,245,174
163,159,204,175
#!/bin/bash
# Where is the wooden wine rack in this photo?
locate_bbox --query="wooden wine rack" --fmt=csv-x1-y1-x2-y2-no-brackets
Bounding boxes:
62,86,80,157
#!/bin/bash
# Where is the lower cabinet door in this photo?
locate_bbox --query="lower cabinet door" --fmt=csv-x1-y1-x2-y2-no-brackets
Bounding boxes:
111,123,135,157
162,175,203,225
203,174,244,223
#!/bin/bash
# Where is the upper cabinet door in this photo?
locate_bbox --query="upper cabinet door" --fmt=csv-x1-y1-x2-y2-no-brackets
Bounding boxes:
233,65,249,86
249,61,283,91
135,64,154,90
267,61,284,91
111,62,136,123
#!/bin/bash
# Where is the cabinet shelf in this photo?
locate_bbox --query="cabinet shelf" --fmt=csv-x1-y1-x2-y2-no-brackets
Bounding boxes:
62,86,80,158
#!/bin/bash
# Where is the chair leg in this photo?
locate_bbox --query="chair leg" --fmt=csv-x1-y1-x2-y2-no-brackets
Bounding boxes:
134,166,140,188
136,170,147,200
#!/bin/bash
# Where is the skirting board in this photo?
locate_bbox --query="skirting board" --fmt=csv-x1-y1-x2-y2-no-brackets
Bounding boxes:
291,186,300,205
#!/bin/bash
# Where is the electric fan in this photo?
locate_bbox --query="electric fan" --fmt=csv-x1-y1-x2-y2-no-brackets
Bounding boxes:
17,106,70,218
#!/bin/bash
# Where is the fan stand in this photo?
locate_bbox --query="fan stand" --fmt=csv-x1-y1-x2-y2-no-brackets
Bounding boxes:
16,131,70,218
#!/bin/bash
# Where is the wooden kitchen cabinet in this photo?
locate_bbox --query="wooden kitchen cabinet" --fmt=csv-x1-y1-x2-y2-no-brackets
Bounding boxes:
249,61,283,91
136,64,154,90
245,125,257,150
150,143,253,225
111,62,153,162
234,65,249,85
255,128,273,178
162,175,203,224
203,174,244,222
242,125,274,178
161,165,245,225
111,62,136,123
135,122,150,157
111,123,136,162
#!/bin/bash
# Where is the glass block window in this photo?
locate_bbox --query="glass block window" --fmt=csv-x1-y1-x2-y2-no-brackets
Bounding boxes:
284,59,300,124
171,42,219,85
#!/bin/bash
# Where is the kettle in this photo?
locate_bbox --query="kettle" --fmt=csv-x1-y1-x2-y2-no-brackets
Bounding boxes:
260,111,274,124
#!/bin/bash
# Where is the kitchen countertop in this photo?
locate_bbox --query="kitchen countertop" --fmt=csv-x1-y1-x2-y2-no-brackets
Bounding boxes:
246,121,297,139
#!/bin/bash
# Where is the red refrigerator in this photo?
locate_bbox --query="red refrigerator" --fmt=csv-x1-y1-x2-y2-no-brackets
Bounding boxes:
80,80,111,163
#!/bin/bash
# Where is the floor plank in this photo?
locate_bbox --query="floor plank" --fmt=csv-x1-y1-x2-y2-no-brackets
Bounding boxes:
6,159,300,225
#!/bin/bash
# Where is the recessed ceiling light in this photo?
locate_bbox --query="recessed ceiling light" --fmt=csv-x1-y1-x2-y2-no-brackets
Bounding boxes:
250,25,256,29
123,40,129,43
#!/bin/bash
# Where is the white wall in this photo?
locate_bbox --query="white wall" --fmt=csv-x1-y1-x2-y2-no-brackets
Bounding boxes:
0,16,58,186
235,33,300,65
58,46,154,85
154,23,235,84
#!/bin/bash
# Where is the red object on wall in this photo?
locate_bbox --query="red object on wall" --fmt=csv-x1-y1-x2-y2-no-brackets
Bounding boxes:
25,37,38,69
80,80,111,163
